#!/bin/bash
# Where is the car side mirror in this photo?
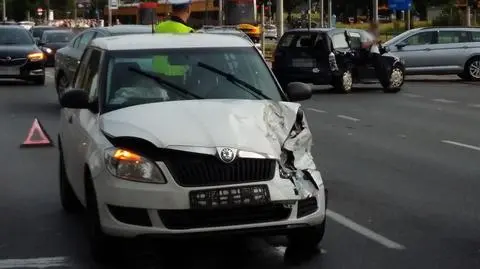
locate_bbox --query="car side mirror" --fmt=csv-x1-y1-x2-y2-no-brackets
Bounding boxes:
60,89,93,110
396,41,407,49
285,82,312,101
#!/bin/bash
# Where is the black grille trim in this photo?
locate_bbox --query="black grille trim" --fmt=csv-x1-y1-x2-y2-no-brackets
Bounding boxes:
0,58,27,67
107,205,152,227
159,204,292,230
160,151,276,187
297,197,318,218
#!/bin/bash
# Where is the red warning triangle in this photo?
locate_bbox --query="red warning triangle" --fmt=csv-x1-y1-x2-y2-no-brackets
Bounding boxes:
20,118,53,147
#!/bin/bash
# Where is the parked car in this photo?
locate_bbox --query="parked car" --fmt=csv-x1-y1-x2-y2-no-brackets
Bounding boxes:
38,29,74,66
272,28,405,93
54,25,152,101
384,27,480,81
19,21,35,30
30,25,58,42
0,25,46,85
264,24,278,39
57,33,326,261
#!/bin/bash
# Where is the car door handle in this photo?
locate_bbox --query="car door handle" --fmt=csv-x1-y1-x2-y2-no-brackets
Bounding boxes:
462,46,469,49
424,48,431,51
68,115,73,123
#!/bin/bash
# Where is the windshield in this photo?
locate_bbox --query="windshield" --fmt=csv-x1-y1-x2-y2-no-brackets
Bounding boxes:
31,27,55,38
44,32,73,43
105,47,281,111
0,28,34,45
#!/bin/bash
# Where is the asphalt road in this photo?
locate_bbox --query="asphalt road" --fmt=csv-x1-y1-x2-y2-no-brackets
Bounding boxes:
0,70,479,268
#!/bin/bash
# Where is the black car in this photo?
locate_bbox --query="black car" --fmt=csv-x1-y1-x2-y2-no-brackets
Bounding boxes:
54,25,153,99
272,28,405,93
30,26,58,42
0,25,46,85
37,29,74,66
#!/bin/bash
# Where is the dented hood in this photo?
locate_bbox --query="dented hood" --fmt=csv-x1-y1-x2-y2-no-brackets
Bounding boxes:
100,99,302,158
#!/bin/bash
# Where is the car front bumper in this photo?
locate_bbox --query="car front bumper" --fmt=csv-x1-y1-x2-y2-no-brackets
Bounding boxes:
93,162,326,238
0,60,45,80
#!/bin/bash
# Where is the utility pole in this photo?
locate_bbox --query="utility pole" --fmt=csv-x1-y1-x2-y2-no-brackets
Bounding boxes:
327,0,331,27
307,0,311,28
2,0,6,21
373,0,378,22
261,2,265,54
276,0,283,38
466,5,471,26
320,0,324,27
218,0,223,25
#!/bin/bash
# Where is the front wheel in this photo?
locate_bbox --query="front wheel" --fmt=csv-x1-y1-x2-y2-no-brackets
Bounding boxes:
85,174,118,263
333,68,353,93
59,149,82,213
464,57,480,81
382,65,404,93
288,219,326,249
32,76,45,86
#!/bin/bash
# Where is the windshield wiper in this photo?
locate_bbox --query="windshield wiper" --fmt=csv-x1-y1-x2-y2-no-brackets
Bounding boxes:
197,62,271,100
127,67,203,99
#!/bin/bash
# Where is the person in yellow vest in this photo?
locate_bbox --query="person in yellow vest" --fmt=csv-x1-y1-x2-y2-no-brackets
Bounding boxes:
153,0,194,77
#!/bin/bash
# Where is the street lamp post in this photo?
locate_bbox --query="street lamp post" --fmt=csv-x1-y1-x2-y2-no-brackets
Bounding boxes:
2,0,6,21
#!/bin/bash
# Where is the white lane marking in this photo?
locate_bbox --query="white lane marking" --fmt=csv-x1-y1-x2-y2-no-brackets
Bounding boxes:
326,210,405,250
45,74,54,79
307,108,327,113
337,115,360,122
432,98,457,103
402,93,423,98
0,257,70,268
441,140,480,151
468,104,480,108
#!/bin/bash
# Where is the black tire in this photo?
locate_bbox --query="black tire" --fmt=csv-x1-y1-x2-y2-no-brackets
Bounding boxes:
33,76,45,86
382,64,404,93
333,68,353,93
464,57,480,81
85,174,117,263
457,72,468,80
56,73,68,101
288,219,326,248
59,149,83,213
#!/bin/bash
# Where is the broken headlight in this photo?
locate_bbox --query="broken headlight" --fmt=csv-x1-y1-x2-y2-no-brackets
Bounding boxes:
104,148,166,184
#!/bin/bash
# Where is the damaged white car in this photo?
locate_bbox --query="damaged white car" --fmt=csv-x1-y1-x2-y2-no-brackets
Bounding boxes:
58,33,327,261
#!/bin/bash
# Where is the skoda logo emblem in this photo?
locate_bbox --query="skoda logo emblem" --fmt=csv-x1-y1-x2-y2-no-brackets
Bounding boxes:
219,148,236,163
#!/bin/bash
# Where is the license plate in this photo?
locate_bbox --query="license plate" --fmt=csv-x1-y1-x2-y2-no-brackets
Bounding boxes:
190,185,270,209
0,67,19,75
292,58,315,67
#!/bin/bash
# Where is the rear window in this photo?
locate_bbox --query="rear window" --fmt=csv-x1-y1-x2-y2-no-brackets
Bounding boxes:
472,31,480,42
278,33,325,48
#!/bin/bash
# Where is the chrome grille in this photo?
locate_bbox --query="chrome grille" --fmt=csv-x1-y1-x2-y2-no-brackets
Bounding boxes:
0,57,27,67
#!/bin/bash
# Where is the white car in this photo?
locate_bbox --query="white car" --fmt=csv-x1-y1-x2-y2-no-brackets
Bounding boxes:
58,33,327,261
18,21,35,30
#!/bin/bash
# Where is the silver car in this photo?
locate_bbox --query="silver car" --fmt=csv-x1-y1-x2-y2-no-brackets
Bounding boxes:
384,27,480,80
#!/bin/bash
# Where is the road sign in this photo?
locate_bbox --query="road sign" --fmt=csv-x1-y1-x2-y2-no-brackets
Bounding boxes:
109,0,118,10
388,0,412,10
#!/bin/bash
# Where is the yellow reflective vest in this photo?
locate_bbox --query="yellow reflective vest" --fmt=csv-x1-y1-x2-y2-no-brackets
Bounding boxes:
153,19,194,76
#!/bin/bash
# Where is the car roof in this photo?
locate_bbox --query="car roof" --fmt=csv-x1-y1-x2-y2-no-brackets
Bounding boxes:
0,25,24,29
103,25,152,34
285,28,334,33
43,29,73,34
32,25,57,28
91,33,253,51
